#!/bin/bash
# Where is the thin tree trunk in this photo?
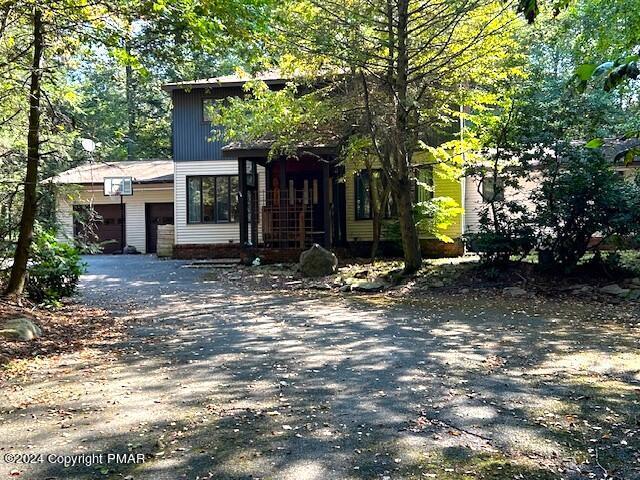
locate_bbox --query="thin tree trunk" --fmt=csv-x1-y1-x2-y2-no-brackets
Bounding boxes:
6,8,43,297
125,39,136,160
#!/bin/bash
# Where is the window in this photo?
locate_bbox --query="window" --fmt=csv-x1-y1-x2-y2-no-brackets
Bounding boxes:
187,175,239,223
415,166,434,203
355,170,395,220
482,177,505,202
202,98,222,123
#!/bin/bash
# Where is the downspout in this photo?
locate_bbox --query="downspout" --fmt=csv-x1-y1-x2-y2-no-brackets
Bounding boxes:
459,102,466,253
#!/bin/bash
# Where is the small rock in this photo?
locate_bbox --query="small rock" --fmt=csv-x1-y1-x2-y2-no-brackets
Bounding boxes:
339,285,351,293
632,277,640,286
503,286,527,297
600,284,630,297
0,317,42,341
351,280,386,293
309,283,332,291
431,280,445,288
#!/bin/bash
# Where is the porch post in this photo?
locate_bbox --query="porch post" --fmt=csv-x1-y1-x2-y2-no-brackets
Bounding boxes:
238,158,248,246
322,160,331,247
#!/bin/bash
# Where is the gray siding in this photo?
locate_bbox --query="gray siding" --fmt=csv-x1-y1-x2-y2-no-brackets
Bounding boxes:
172,87,242,161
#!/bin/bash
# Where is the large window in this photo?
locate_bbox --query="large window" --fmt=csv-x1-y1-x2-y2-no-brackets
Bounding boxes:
187,175,239,224
354,166,434,220
354,170,396,220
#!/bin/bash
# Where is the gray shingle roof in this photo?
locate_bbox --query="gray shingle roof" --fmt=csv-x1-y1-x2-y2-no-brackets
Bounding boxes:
48,160,174,185
162,70,286,92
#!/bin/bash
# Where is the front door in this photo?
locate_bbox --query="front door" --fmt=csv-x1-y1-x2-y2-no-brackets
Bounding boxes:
145,203,174,254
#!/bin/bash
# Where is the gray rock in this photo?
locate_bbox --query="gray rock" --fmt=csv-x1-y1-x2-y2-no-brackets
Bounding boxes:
504,286,527,297
628,289,640,300
339,284,351,293
431,280,445,288
600,284,630,296
0,317,42,341
632,277,640,286
299,244,338,278
123,245,139,254
351,280,386,293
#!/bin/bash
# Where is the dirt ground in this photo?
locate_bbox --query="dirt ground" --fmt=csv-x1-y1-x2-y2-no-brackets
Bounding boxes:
1,255,639,480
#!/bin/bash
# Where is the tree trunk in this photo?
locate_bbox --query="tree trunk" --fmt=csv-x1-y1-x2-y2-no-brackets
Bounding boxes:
125,39,136,160
394,180,421,274
5,8,44,297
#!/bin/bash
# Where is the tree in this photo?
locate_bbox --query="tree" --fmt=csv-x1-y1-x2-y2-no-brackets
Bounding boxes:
2,0,276,297
214,0,520,274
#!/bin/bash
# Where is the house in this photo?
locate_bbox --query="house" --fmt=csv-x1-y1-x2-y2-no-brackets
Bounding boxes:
52,160,174,254
53,72,466,259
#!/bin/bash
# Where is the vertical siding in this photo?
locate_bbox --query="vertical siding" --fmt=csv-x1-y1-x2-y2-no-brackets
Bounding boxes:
173,87,242,162
56,184,174,253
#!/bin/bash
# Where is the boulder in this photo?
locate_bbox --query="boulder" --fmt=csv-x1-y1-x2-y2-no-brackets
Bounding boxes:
123,245,139,254
0,317,42,341
299,244,338,278
600,284,629,297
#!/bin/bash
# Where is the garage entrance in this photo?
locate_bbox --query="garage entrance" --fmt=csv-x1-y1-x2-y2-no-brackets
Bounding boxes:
73,204,124,254
145,203,174,254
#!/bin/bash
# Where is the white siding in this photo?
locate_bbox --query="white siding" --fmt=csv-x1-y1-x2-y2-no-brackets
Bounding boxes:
174,160,266,246
464,175,538,233
56,184,173,253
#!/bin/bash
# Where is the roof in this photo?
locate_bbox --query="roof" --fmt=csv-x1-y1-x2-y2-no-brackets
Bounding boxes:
221,140,340,158
48,160,174,185
162,70,287,92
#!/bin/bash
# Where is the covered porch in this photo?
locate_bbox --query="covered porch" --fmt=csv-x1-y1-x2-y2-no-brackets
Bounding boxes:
225,144,346,250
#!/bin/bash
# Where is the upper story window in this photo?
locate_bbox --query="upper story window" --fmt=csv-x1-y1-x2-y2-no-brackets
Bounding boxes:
202,98,222,123
187,175,239,224
481,177,505,202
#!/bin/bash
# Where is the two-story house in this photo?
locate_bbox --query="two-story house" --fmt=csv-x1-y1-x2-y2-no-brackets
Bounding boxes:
53,72,466,259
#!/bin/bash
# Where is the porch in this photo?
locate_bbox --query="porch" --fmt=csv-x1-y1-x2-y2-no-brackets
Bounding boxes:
235,152,346,250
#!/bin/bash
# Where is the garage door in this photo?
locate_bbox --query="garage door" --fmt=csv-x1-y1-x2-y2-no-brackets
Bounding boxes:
73,204,124,254
145,203,174,254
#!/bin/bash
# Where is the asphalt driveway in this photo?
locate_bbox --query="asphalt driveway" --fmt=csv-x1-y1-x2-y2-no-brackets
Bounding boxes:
1,255,639,480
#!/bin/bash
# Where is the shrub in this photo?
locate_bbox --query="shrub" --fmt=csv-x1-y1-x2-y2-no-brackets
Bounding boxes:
26,230,86,303
533,151,640,269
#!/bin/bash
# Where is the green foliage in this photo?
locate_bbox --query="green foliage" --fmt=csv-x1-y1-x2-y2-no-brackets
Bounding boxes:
385,197,463,244
533,149,640,269
25,230,86,303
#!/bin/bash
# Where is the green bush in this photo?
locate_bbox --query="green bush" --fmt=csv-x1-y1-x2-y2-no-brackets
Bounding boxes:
26,230,86,302
533,151,640,269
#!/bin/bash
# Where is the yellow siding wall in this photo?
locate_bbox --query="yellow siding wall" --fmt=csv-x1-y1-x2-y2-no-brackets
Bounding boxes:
345,162,464,242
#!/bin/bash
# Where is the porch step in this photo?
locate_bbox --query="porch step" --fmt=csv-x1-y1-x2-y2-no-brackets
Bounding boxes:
183,258,242,269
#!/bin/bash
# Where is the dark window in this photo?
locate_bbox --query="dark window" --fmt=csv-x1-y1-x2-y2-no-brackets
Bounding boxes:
355,171,372,220
355,170,395,220
415,166,434,203
482,177,505,202
187,175,239,224
202,98,222,123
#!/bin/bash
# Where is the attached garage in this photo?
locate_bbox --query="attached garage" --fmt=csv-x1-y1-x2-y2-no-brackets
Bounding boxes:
51,160,174,254
145,203,174,253
73,204,125,254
